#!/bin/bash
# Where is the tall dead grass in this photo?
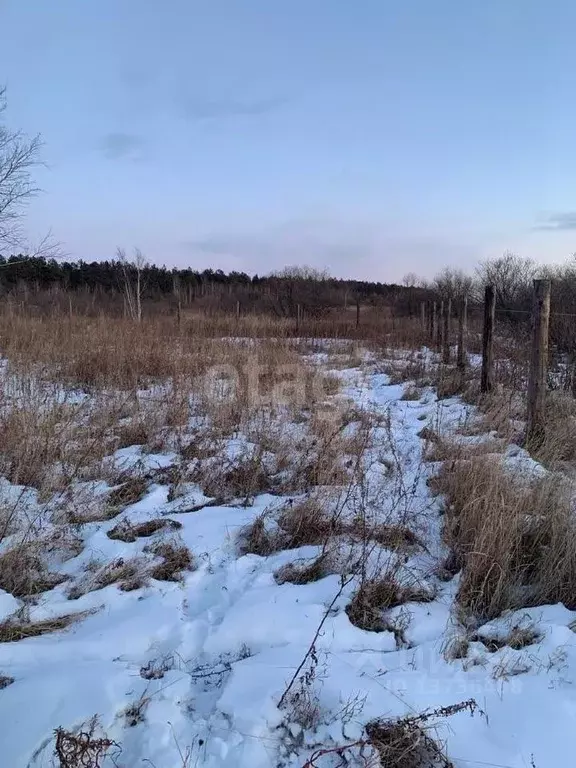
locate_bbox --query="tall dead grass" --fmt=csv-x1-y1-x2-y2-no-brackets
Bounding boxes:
436,453,576,620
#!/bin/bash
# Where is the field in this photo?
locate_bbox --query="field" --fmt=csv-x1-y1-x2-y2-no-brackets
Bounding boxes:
0,301,575,768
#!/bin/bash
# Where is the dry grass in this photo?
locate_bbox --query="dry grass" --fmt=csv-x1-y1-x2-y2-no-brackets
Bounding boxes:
238,497,343,556
107,476,149,509
366,700,479,768
472,624,540,652
277,497,343,548
436,453,576,620
400,384,422,401
123,694,150,727
146,542,194,582
238,512,282,557
0,544,65,598
0,610,91,643
527,392,576,468
107,518,182,542
435,367,466,400
274,553,336,585
198,447,273,502
54,715,119,768
346,577,434,632
363,523,421,552
68,557,147,599
382,354,429,385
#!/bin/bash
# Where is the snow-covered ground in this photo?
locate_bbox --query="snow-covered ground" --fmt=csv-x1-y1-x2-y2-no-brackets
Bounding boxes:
0,351,575,767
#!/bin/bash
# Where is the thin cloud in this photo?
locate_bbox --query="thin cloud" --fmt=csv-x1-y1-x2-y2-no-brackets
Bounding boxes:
178,96,286,121
99,132,143,160
535,212,576,231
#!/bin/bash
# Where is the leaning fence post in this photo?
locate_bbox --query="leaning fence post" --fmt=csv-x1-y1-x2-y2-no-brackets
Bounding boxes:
442,297,452,364
527,279,551,443
457,296,468,370
481,286,495,393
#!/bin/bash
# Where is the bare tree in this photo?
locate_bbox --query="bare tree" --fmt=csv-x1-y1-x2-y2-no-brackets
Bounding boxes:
402,272,419,288
272,265,332,281
0,87,42,250
117,247,148,322
433,266,473,300
475,252,536,307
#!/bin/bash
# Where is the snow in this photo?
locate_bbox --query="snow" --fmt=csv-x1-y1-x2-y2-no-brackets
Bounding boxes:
1,351,576,767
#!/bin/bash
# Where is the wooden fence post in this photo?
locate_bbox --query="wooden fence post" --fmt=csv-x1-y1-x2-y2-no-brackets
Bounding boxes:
430,301,436,344
481,285,495,393
436,300,444,353
457,296,468,370
356,300,360,328
527,279,551,443
442,298,452,364
296,303,301,333
420,301,426,332
236,299,240,320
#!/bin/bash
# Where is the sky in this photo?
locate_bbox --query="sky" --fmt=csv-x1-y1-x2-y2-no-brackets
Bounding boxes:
1,0,576,281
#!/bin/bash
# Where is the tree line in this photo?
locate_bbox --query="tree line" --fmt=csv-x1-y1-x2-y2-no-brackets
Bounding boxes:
0,254,432,318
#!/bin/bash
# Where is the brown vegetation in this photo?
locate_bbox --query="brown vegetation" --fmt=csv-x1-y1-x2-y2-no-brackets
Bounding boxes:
435,450,576,620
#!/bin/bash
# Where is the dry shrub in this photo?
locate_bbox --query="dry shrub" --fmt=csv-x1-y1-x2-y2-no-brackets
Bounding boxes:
366,700,479,768
528,391,576,467
146,542,194,582
383,356,428,385
107,476,149,508
123,694,149,727
465,387,524,440
0,611,91,643
238,513,281,557
435,368,466,400
472,624,539,653
0,674,14,688
346,577,433,633
443,636,469,661
277,497,343,549
0,400,71,490
107,518,181,542
274,553,335,585
424,436,505,464
418,426,440,443
0,544,66,597
54,715,119,768
239,497,342,557
436,455,576,619
0,544,65,598
199,448,272,502
400,384,422,401
68,557,147,599
362,523,421,552
115,416,153,449
140,656,173,680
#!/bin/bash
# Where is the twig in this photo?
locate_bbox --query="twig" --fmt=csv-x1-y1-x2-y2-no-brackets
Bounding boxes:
278,574,353,709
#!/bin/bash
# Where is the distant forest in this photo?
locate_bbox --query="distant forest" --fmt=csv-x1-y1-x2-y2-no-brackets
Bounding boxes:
0,255,430,317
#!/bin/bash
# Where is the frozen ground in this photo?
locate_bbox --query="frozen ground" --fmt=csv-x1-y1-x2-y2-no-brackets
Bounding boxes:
0,353,575,767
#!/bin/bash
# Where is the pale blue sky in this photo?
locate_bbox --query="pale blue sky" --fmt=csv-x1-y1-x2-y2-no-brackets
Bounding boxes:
1,0,575,280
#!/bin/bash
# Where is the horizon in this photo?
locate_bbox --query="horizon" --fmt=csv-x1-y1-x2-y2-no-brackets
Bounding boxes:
2,1,576,281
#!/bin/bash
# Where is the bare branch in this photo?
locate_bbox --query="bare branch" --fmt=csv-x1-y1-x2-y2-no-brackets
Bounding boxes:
0,86,43,251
